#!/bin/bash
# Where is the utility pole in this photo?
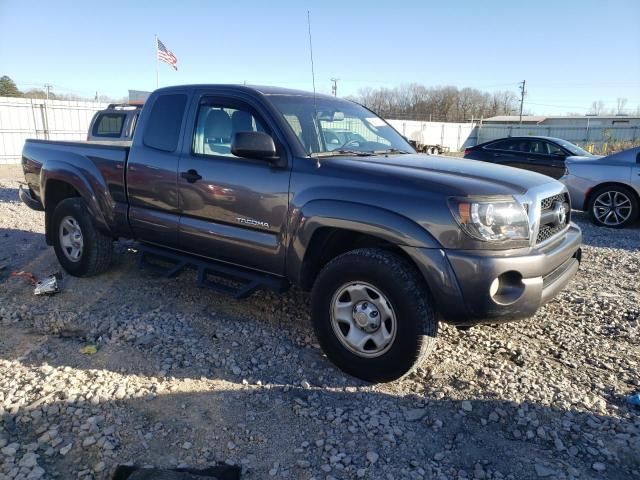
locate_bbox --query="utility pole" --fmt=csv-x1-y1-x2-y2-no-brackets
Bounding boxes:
330,78,339,97
44,84,53,101
518,80,526,124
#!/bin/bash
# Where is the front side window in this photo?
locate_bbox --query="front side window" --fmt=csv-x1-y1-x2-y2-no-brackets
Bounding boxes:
528,140,548,154
547,142,565,155
266,95,413,156
93,113,125,138
193,103,267,157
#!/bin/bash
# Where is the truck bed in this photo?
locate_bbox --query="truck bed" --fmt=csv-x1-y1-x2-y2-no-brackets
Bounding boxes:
21,138,131,238
22,139,129,198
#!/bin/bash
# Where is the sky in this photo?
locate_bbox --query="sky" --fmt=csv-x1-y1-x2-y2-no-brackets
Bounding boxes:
1,0,639,116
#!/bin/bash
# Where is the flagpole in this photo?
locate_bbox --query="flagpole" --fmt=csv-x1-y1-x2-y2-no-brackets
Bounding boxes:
155,34,159,89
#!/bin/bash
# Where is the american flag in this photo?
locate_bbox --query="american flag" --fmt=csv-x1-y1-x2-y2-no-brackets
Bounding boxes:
156,37,178,71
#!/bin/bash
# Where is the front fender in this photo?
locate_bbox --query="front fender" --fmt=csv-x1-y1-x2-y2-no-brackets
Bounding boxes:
40,160,113,236
286,199,440,285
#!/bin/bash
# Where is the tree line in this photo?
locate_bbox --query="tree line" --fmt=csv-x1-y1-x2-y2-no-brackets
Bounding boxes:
347,84,520,122
0,75,122,102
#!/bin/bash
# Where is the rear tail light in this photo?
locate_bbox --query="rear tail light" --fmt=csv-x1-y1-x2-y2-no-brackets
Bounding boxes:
464,148,471,156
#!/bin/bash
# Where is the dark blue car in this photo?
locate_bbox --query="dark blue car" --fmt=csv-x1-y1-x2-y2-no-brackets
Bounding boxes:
464,136,593,179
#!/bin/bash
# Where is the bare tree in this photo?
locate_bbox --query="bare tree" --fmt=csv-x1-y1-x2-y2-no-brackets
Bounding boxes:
616,97,628,115
352,84,519,122
589,100,605,115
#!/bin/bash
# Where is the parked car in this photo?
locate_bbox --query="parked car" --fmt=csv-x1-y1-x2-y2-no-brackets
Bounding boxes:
562,146,640,228
87,103,142,141
464,136,596,179
322,129,366,151
19,85,581,382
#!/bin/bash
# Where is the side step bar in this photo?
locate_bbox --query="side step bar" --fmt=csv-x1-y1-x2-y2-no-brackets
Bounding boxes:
136,243,289,299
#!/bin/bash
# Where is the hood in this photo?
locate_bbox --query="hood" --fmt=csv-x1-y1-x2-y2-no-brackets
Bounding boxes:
324,153,558,197
566,155,604,164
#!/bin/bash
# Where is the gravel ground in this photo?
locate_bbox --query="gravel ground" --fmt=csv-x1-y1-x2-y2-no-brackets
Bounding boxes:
0,164,639,480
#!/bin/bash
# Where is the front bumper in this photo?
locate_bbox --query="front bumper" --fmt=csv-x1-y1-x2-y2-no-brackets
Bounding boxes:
404,223,582,326
19,185,44,211
560,174,592,211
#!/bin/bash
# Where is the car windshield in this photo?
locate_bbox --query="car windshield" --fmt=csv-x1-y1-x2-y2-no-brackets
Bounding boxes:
553,138,592,157
266,94,414,156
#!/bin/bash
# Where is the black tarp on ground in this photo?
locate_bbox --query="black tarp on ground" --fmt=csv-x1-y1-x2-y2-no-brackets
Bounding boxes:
112,464,241,480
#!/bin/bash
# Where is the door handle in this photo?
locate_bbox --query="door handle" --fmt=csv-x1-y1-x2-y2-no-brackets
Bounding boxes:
181,169,202,183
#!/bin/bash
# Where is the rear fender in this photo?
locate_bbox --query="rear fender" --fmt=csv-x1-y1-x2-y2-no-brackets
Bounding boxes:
40,160,113,240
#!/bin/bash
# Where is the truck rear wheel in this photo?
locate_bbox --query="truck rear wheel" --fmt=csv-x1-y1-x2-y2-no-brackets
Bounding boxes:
51,198,113,277
311,248,438,382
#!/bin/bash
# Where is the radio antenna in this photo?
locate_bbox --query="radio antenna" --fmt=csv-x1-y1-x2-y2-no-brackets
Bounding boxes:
307,11,317,106
306,11,321,166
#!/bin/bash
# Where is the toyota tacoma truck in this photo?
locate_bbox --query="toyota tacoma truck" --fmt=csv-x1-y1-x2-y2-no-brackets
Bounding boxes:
19,85,582,382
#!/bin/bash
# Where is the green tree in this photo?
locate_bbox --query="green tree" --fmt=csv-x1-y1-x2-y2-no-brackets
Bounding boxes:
0,75,22,97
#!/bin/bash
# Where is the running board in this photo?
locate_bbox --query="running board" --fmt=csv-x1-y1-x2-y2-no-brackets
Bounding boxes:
136,243,289,299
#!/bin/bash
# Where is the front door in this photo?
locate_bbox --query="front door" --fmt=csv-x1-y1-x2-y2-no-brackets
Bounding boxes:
176,95,292,275
486,139,531,171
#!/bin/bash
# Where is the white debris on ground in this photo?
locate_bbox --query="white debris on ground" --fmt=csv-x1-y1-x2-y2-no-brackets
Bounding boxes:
1,165,639,480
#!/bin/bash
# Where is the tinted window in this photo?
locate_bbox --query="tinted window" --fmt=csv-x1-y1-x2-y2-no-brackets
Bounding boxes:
528,140,548,154
547,142,565,155
93,113,125,138
488,139,519,151
143,94,187,152
192,102,268,157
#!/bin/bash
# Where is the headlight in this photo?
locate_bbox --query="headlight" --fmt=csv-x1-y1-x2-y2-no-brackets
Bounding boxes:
448,196,530,242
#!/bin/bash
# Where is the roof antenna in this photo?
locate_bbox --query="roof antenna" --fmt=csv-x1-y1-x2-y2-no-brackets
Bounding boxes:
307,10,321,168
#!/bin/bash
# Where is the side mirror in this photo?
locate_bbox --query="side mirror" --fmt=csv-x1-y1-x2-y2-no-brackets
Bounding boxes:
231,131,277,161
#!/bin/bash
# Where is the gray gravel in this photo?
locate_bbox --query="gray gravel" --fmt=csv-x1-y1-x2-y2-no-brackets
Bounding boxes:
1,165,639,480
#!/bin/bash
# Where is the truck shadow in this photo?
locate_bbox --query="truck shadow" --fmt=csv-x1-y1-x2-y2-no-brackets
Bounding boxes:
0,367,636,480
0,186,20,203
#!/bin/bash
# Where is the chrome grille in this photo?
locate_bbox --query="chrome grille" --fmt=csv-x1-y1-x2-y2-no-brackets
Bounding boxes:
536,192,570,245
537,224,566,243
540,193,567,210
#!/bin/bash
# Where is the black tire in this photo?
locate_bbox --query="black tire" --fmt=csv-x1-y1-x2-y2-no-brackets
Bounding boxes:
311,248,438,383
51,197,113,277
587,185,639,228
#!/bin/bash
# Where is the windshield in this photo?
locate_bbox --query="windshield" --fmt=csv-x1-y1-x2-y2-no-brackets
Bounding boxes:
266,94,414,156
554,138,592,157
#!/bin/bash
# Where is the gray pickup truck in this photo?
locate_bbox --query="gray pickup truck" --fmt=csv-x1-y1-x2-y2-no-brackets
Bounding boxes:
19,85,582,382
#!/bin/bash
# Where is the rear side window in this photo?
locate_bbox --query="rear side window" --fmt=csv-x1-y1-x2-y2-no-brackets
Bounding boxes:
143,94,187,152
93,113,125,138
488,139,518,151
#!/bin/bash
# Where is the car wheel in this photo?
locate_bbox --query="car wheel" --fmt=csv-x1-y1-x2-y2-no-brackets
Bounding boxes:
52,197,113,277
311,248,438,382
588,185,638,228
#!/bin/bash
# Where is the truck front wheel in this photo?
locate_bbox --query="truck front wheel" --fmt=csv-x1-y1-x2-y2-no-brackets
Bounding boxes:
51,198,113,277
311,248,438,382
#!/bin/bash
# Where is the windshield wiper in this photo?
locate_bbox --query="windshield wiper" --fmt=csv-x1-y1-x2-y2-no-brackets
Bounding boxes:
374,148,410,155
310,150,376,158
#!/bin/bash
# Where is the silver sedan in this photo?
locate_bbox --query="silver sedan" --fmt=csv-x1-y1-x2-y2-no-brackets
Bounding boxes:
562,146,640,228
